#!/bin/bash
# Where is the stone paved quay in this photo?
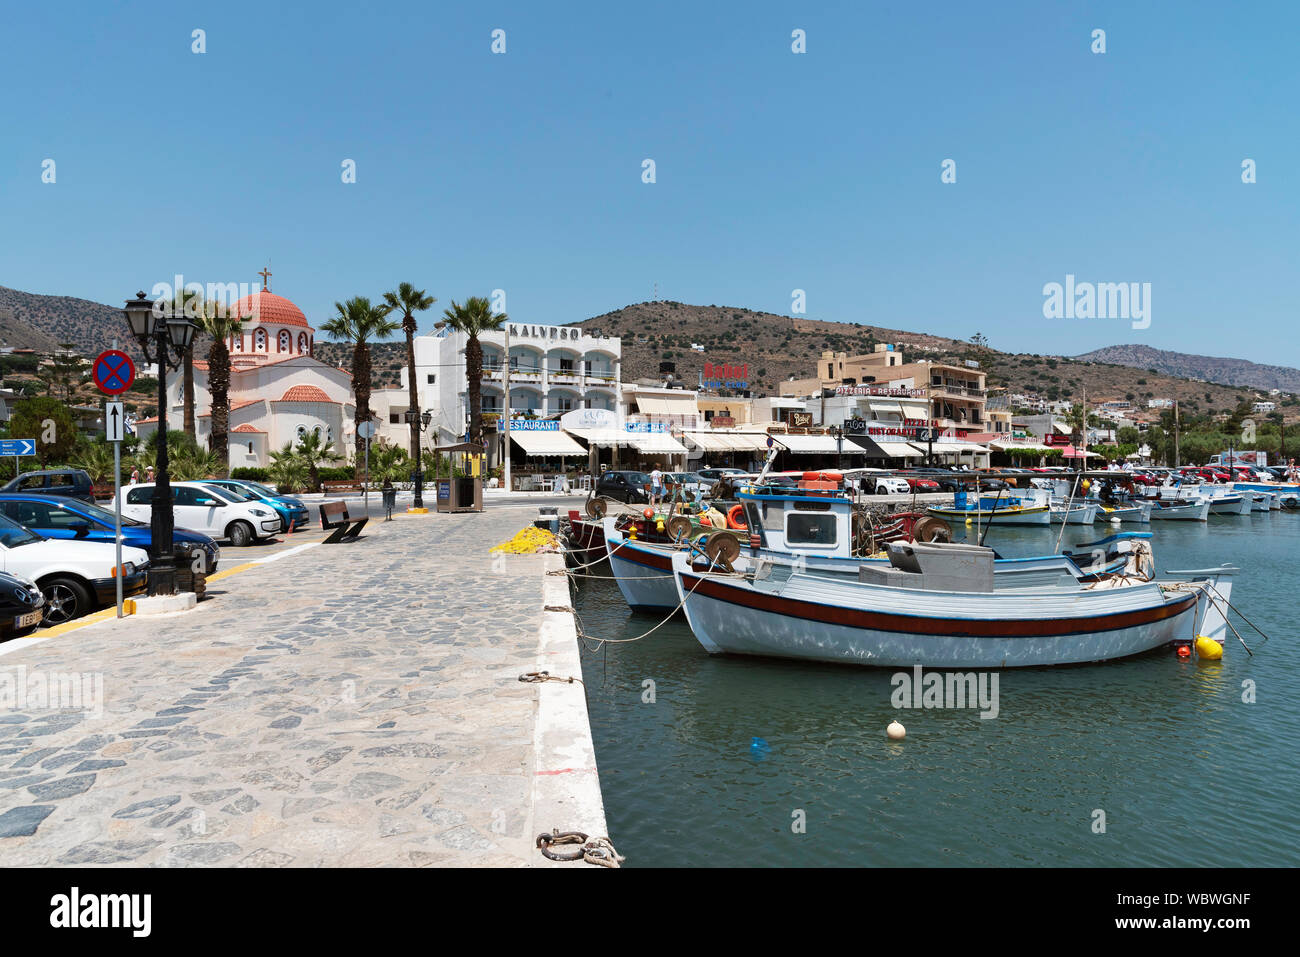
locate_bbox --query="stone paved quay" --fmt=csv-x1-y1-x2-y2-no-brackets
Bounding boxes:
0,504,603,867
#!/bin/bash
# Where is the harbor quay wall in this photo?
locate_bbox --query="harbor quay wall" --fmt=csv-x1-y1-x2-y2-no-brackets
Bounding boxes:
0,505,609,868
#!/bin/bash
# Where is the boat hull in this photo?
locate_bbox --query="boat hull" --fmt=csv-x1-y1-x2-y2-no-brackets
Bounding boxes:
1149,501,1210,521
674,560,1201,669
1051,502,1099,525
605,534,682,612
602,521,1127,613
926,505,1051,526
1094,502,1151,523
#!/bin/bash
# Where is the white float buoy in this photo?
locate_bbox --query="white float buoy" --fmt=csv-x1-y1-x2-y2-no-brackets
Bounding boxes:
887,721,906,740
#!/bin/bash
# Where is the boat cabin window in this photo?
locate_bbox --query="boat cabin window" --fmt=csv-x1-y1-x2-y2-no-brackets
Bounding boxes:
759,502,785,530
786,512,837,547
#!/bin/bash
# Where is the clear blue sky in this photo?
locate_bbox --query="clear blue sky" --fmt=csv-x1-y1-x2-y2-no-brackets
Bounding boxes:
3,1,1296,365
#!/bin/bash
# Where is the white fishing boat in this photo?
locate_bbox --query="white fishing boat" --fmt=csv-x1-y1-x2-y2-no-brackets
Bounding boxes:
601,493,1133,612
1093,501,1152,524
1209,493,1252,516
1149,500,1210,521
670,543,1238,669
1249,492,1274,513
1050,500,1099,524
926,492,1051,526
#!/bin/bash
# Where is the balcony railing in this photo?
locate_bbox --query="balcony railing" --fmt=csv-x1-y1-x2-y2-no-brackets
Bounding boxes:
929,383,986,398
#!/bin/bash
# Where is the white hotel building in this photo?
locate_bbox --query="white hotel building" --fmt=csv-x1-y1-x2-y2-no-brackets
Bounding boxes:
373,322,622,461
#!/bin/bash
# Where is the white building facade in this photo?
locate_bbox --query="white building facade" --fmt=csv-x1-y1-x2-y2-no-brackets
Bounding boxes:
372,322,622,462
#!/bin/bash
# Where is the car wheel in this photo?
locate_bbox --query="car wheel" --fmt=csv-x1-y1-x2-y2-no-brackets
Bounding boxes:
877,487,889,495
226,521,254,547
39,577,92,626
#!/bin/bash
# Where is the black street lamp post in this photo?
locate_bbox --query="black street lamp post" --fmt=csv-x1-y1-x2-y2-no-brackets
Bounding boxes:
404,409,435,507
123,291,198,596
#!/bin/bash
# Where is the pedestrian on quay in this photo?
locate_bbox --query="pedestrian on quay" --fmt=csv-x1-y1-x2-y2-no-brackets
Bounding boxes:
145,465,155,483
649,462,665,507
129,466,140,485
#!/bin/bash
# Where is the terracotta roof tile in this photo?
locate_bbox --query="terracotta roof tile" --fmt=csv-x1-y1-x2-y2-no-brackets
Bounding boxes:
226,290,312,329
277,384,335,403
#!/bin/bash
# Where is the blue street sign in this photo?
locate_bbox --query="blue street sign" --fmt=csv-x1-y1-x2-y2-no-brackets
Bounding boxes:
0,439,35,457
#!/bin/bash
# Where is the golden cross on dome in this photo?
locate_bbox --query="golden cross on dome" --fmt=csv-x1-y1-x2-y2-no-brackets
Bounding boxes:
258,266,272,291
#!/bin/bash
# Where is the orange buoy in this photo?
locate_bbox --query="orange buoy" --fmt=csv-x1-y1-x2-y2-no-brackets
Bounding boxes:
1176,644,1192,658
727,504,747,530
643,508,654,519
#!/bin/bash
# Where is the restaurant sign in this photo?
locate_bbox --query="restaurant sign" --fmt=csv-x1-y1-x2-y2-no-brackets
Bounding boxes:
509,418,560,431
700,361,748,390
835,385,926,398
709,416,736,428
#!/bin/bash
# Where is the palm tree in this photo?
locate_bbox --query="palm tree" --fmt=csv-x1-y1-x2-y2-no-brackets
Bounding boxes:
193,299,246,477
268,441,309,493
75,441,118,486
321,296,398,475
369,441,411,484
382,282,436,467
440,297,507,448
294,429,341,491
160,288,205,443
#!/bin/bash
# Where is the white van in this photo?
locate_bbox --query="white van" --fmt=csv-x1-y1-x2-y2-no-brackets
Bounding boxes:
118,482,282,546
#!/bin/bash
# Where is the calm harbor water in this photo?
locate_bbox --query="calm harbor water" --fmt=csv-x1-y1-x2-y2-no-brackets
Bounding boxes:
573,513,1300,867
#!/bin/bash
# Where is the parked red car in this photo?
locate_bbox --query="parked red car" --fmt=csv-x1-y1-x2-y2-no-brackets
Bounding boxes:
903,476,941,491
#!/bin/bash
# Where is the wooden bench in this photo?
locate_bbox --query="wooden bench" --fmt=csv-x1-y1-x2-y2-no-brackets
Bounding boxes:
321,479,362,493
319,500,368,544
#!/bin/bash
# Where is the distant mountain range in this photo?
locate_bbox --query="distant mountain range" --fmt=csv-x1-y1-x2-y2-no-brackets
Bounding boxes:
0,285,141,359
0,284,1291,418
1074,344,1300,395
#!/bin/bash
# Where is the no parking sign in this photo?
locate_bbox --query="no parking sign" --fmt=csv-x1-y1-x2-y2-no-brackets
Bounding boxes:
94,350,136,395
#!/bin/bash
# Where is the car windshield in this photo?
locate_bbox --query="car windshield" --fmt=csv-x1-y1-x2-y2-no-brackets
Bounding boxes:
624,472,651,485
244,482,279,498
200,484,242,503
670,473,703,483
218,482,265,501
0,513,44,548
73,500,146,527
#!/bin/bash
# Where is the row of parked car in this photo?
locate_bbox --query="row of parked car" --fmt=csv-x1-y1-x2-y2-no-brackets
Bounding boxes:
0,470,312,636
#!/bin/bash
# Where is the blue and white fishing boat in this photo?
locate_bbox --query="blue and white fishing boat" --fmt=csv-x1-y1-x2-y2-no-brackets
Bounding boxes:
670,543,1238,669
1149,499,1211,521
603,488,1134,613
927,489,1052,526
1093,500,1152,523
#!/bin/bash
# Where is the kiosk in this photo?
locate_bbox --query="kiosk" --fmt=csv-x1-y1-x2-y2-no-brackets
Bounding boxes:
433,442,485,513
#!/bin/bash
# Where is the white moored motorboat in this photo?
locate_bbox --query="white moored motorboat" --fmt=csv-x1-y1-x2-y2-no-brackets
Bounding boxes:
1051,500,1099,524
1149,500,1210,521
671,542,1238,669
1093,501,1152,523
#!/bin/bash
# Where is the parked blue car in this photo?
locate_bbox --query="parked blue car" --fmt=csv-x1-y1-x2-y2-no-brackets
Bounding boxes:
205,479,310,532
0,494,221,573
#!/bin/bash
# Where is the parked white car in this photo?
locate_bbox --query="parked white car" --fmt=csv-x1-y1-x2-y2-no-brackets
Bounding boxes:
0,513,149,624
117,482,283,547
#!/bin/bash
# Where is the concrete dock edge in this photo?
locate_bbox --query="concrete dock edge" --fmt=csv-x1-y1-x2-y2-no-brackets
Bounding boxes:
529,553,612,867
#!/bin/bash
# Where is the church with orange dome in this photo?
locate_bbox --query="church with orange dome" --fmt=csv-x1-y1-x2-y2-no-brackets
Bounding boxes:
135,274,358,468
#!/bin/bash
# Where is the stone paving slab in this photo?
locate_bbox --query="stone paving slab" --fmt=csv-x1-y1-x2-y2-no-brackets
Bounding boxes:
0,509,578,867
